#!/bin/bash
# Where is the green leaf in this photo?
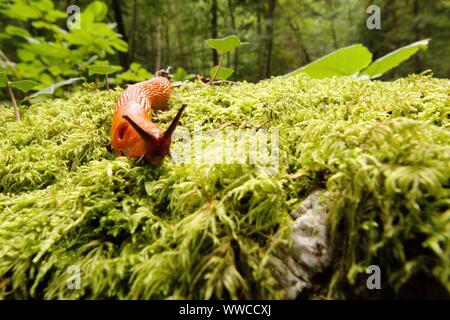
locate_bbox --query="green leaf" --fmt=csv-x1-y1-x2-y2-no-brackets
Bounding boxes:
5,25,31,38
0,2,41,21
17,49,36,62
286,44,373,79
111,38,129,53
32,21,67,35
359,39,430,79
30,78,83,97
10,80,39,92
210,66,234,80
173,67,187,81
114,63,151,85
88,65,122,76
83,1,108,23
206,35,246,54
0,72,9,87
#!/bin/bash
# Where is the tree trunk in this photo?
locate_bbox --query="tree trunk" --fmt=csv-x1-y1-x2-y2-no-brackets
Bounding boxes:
327,0,338,50
262,0,276,79
167,0,188,69
412,0,422,73
130,0,138,62
228,0,239,79
289,21,311,64
257,4,263,77
111,0,129,69
155,16,162,70
211,0,219,66
164,8,170,67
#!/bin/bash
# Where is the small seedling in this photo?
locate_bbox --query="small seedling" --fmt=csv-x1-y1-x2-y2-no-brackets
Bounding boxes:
286,39,430,79
0,72,38,121
30,77,84,99
87,65,122,89
206,35,247,84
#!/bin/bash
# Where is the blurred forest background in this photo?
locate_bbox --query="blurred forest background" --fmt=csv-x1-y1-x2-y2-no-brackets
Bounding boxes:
0,0,449,88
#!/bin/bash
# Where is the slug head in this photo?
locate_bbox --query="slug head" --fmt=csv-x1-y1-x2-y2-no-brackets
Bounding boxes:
122,104,186,165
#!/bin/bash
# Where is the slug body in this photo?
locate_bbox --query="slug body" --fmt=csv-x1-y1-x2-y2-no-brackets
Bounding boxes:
111,76,185,164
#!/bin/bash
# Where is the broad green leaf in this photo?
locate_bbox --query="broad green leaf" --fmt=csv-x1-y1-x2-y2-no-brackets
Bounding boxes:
0,72,9,87
30,78,83,97
286,44,373,79
10,80,39,92
34,0,55,12
173,67,187,81
32,21,67,35
111,38,129,52
130,63,141,72
359,39,430,79
45,9,67,23
83,1,108,23
5,25,31,38
33,0,66,22
206,35,246,54
210,66,234,80
0,2,41,21
17,49,36,62
114,64,151,85
88,65,122,76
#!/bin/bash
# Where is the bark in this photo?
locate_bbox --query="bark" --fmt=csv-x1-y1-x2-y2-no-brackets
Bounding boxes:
155,16,162,70
130,0,138,62
257,3,263,74
412,0,422,73
289,21,311,64
211,0,219,66
167,0,189,69
228,0,239,78
111,0,129,68
164,11,170,67
262,0,276,79
327,0,338,50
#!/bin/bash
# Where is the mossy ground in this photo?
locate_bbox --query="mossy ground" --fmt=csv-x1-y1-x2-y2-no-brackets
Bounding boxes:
0,74,449,299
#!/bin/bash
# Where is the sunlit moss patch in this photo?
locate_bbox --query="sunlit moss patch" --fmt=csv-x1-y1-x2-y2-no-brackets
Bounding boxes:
0,74,448,299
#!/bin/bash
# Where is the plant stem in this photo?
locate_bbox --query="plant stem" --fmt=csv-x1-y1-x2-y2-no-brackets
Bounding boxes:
7,82,20,121
105,74,110,90
207,54,224,85
0,49,18,77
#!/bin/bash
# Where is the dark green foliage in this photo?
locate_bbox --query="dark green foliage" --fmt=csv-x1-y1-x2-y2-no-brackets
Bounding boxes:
0,1,128,88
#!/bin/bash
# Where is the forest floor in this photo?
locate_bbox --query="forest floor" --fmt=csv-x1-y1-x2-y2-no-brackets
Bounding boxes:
0,74,449,299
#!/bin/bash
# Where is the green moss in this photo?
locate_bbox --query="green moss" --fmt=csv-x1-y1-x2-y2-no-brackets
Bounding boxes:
0,74,449,299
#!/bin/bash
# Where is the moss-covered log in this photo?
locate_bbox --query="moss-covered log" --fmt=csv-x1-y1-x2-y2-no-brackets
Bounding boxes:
0,74,448,299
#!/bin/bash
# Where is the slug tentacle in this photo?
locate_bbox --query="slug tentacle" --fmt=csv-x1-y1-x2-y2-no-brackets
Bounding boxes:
164,104,186,139
122,113,160,145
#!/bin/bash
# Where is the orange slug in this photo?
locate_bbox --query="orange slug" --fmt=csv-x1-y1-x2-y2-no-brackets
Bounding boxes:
110,72,185,165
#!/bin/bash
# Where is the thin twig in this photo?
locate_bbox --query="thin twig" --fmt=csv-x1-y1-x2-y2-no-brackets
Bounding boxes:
0,49,18,77
7,82,20,121
105,74,110,90
207,54,223,85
